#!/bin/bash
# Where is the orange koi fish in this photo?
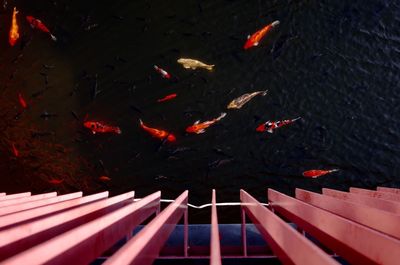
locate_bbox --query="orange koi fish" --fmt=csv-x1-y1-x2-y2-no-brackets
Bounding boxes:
139,119,176,142
256,117,301,133
157,93,177,102
154,65,171,79
18,92,28,109
302,169,339,178
48,179,64,184
186,113,227,134
11,143,19,157
83,121,122,135
99,175,111,182
26,16,57,41
244,20,279,50
9,7,20,46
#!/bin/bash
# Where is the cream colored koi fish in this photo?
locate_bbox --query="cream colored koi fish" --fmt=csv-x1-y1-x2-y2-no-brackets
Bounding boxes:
227,90,268,109
177,58,214,71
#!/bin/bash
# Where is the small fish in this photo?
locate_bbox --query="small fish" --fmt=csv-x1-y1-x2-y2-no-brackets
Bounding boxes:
186,112,227,134
227,90,268,109
99,175,111,181
18,92,27,109
9,7,20,46
302,169,339,178
139,119,176,142
177,58,214,71
26,16,57,41
11,143,19,157
157,93,177,102
84,121,122,135
154,65,171,79
48,179,64,184
256,117,301,133
244,20,279,50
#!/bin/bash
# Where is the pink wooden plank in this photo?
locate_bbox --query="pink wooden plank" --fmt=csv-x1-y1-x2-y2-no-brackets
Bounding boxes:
0,191,108,230
0,192,57,208
3,192,160,265
0,192,31,201
0,192,82,217
210,189,222,265
241,189,338,265
268,189,400,265
296,189,400,239
323,188,400,214
0,191,134,261
350,187,400,202
377,187,400,194
104,191,188,265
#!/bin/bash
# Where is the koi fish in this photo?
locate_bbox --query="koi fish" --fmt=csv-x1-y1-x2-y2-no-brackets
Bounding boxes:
9,7,19,46
256,117,301,133
26,16,57,41
11,143,19,157
302,169,339,178
139,119,176,142
186,112,227,134
154,65,171,79
227,90,268,109
244,20,280,50
177,58,214,71
48,179,64,184
99,175,111,182
157,93,177,102
83,121,121,135
18,92,27,109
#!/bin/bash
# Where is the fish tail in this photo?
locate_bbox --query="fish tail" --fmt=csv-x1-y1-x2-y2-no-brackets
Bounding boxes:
293,117,302,121
153,65,158,70
50,34,57,41
116,127,122,134
330,169,339,173
206,64,215,71
261,89,268,96
217,112,227,121
271,20,280,27
139,119,144,126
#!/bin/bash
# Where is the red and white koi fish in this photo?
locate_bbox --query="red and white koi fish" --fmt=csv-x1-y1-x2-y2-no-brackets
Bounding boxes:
26,16,57,41
11,143,19,157
9,7,19,46
157,93,177,102
18,92,28,109
154,65,171,79
256,117,301,133
83,121,121,135
244,20,280,50
302,169,339,178
186,113,227,134
139,119,176,142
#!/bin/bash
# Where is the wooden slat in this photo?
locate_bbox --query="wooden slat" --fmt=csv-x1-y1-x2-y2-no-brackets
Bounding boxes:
0,192,82,217
3,192,160,265
269,189,400,265
241,189,338,265
104,191,188,265
0,191,134,261
323,188,400,214
0,192,30,201
210,189,222,265
350,187,400,202
0,193,5,196
0,192,57,208
296,189,400,239
0,191,109,230
377,187,400,194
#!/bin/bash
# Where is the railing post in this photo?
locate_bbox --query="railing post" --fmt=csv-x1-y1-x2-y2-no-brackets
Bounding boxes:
241,207,247,257
184,206,188,257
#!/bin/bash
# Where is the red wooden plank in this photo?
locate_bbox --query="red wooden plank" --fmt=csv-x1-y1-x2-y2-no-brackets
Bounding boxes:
377,187,400,194
323,188,400,214
350,187,400,202
0,192,57,208
296,189,400,239
0,192,82,217
241,190,337,265
3,192,160,265
210,189,222,265
0,191,108,230
104,191,188,265
0,191,134,261
268,189,400,265
0,192,31,201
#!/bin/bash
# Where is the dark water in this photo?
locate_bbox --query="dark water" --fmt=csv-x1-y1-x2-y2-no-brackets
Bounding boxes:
1,0,399,222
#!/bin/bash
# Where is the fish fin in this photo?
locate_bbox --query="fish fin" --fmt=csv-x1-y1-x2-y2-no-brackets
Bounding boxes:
50,34,57,41
206,65,215,71
261,89,268,96
194,120,200,125
267,129,273,133
254,42,259,46
197,129,206,134
183,64,191,69
247,35,251,39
